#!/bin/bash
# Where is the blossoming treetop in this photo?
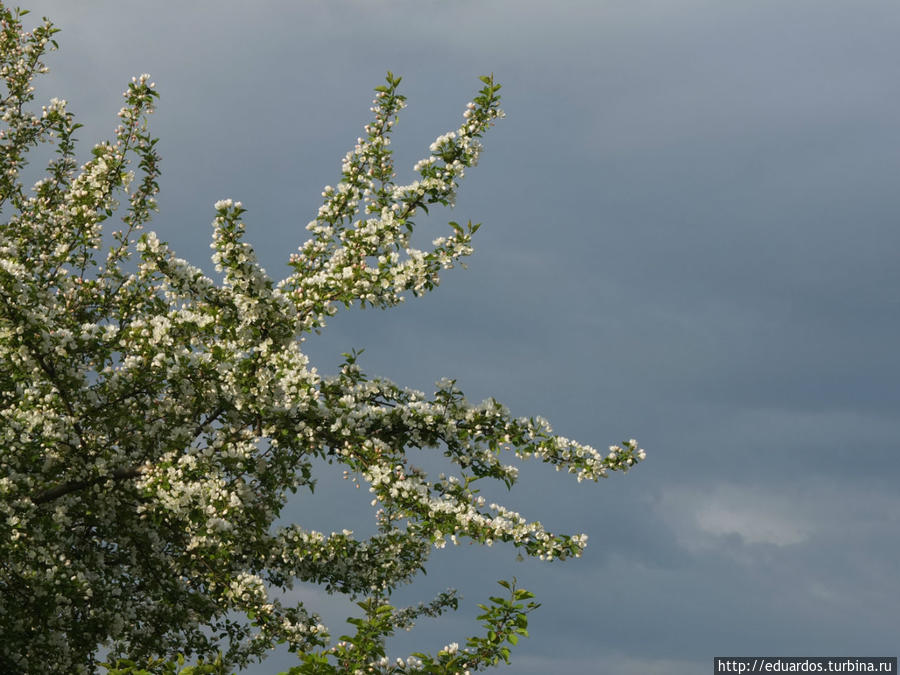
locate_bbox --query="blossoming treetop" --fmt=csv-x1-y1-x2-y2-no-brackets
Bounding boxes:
0,4,645,673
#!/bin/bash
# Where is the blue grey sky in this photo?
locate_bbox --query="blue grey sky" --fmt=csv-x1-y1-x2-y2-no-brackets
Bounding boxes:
19,1,900,672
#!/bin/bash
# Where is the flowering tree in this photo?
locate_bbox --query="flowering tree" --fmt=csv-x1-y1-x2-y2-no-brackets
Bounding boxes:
0,5,645,675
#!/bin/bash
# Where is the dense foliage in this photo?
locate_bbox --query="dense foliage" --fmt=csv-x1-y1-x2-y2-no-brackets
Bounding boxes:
0,5,644,673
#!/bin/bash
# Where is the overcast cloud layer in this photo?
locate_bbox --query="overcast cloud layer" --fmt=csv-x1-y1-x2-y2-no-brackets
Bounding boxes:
17,1,900,672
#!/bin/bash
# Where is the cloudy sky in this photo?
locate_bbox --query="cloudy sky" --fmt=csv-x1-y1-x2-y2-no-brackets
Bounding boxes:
18,1,900,672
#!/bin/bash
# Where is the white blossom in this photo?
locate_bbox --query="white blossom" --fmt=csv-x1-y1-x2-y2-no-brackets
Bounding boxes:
0,15,644,674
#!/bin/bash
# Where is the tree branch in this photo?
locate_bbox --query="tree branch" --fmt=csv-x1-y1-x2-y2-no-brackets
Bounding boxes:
31,465,144,505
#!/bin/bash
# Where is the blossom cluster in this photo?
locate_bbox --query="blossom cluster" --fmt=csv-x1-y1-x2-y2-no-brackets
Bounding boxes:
0,7,644,675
